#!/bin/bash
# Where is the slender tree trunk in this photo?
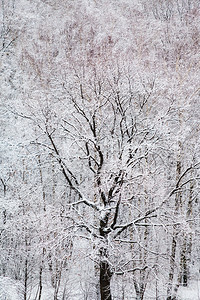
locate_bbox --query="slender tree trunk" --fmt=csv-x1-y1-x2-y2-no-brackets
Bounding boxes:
167,234,178,300
24,258,28,300
168,163,194,300
181,178,194,286
37,155,46,211
167,156,182,299
180,237,188,287
95,264,101,300
38,265,43,300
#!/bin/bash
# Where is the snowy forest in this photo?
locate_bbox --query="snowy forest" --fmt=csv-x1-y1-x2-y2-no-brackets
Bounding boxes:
0,0,200,299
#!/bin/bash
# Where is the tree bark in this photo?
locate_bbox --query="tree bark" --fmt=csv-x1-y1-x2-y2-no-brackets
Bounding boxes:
99,218,112,300
24,258,28,300
100,258,112,300
167,235,177,300
38,265,43,300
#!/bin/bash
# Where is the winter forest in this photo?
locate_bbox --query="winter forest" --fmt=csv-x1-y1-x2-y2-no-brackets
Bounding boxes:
0,0,200,299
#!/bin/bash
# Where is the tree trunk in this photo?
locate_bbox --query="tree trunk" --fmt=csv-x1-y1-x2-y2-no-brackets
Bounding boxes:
99,213,112,299
180,238,188,287
24,258,28,300
134,280,146,300
100,259,112,300
38,265,43,300
167,235,177,299
167,157,182,299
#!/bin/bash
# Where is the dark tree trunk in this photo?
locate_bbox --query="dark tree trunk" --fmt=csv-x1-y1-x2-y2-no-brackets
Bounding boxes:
38,265,43,300
100,259,112,300
24,258,28,300
99,214,113,300
134,281,146,300
180,242,188,287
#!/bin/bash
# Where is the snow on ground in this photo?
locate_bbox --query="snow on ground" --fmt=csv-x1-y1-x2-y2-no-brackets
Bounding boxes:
0,277,22,300
1,275,200,299
178,280,200,300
